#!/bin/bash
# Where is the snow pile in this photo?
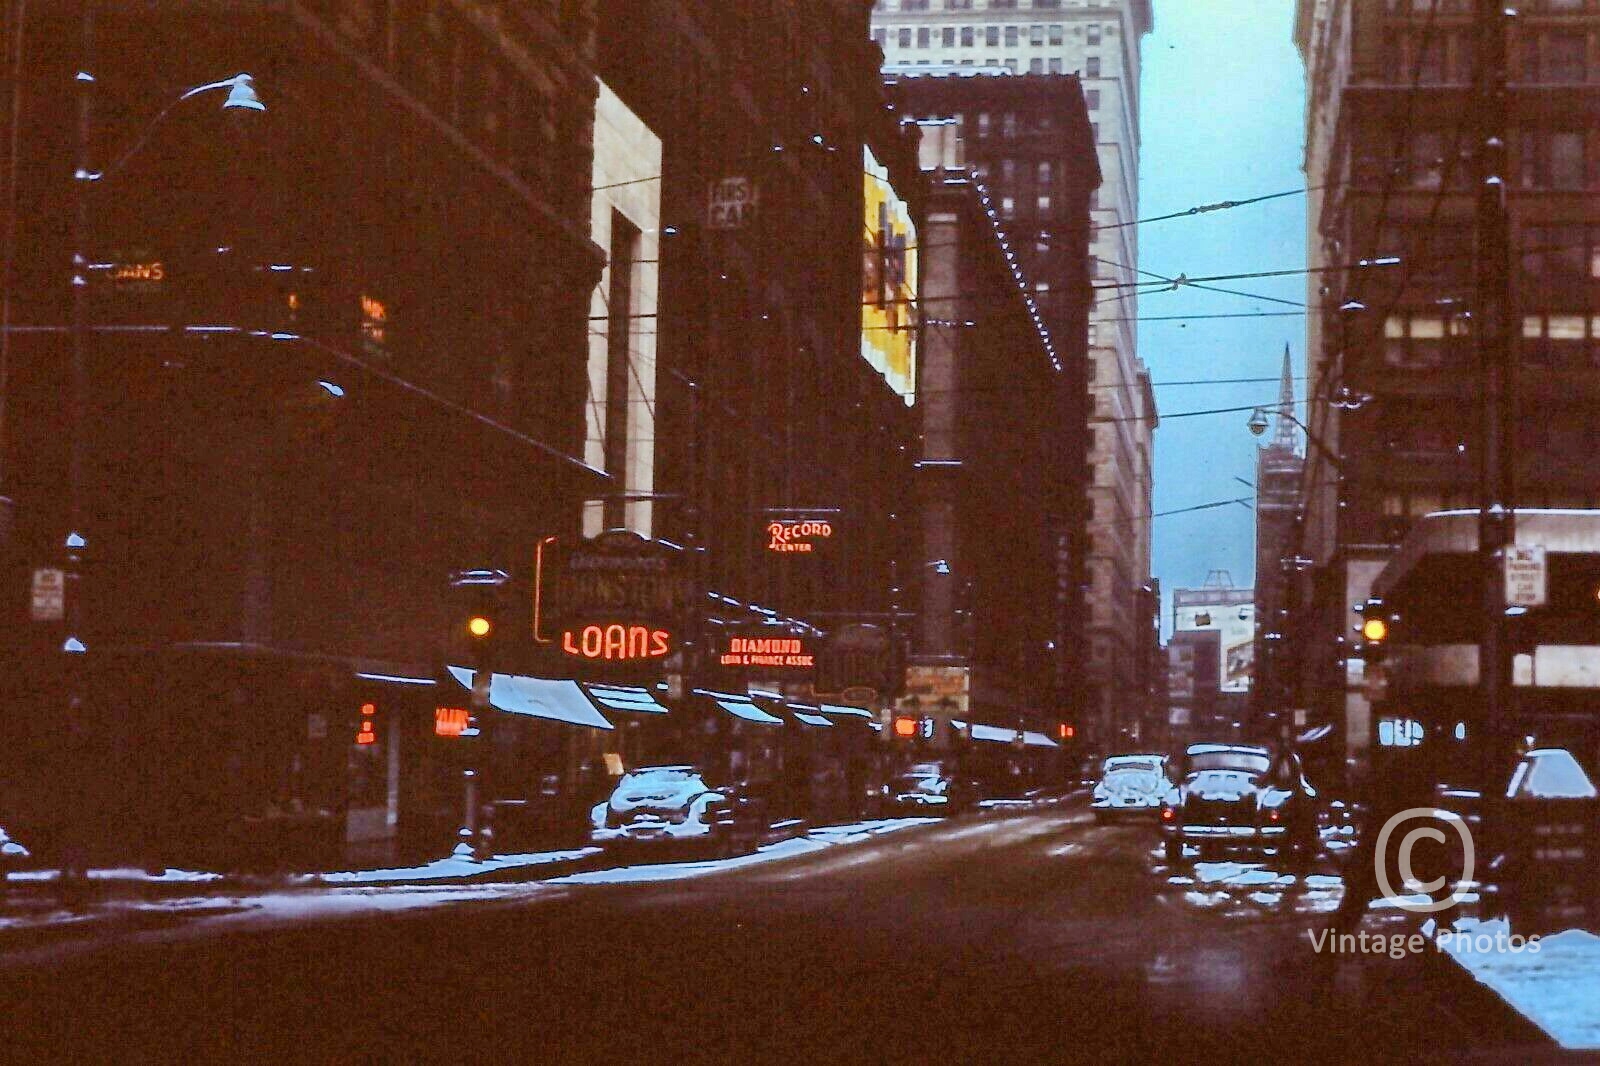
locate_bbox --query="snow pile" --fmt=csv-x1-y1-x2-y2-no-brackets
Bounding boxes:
0,826,28,862
7,867,223,883
1439,918,1600,1050
321,848,600,885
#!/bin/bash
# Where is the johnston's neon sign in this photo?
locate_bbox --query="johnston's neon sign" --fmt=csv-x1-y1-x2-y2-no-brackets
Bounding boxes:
561,623,672,661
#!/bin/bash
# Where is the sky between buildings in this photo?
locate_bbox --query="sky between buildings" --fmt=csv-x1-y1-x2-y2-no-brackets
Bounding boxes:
1139,0,1308,637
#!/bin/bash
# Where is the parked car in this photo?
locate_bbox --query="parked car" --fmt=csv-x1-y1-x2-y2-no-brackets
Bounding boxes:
885,762,977,816
1091,754,1168,818
1159,743,1319,864
589,765,770,857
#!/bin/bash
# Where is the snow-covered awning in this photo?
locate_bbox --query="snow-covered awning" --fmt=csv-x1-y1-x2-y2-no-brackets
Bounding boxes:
694,689,784,726
819,703,873,720
582,683,670,716
446,666,614,731
792,711,833,728
954,721,1058,748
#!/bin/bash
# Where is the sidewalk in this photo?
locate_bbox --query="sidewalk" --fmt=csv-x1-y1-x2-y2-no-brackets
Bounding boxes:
1432,916,1600,1051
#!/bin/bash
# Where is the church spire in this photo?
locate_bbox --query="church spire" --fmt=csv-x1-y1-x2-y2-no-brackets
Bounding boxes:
1272,342,1299,454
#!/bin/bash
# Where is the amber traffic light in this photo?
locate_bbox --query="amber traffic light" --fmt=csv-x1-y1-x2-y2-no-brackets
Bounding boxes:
1361,617,1388,642
467,615,492,638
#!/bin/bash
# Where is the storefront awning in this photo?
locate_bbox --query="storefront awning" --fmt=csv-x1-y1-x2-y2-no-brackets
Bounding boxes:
818,703,873,720
954,721,1057,748
695,689,785,726
446,666,614,730
582,683,670,715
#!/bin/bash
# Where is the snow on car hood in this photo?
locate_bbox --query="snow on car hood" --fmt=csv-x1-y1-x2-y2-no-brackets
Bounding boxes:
609,779,709,812
1184,769,1262,802
1098,768,1163,796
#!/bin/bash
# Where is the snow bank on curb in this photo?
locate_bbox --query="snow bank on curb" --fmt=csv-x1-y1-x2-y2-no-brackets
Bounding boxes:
547,817,939,886
1439,919,1600,1050
320,848,600,885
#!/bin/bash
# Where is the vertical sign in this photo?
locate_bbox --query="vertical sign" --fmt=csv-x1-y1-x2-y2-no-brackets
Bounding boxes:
707,177,757,229
30,568,65,622
1504,545,1547,608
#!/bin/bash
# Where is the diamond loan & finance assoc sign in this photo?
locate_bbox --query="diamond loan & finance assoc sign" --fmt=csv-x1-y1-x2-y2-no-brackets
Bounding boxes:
716,629,817,679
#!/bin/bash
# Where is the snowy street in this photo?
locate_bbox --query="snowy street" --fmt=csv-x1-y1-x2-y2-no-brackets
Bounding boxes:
0,804,1562,1062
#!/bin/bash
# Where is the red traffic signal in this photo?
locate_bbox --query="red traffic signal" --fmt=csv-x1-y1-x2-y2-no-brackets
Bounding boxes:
356,701,377,745
892,716,918,738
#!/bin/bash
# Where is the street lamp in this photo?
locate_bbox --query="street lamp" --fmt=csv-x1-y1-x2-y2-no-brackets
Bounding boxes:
1246,405,1343,472
57,37,266,885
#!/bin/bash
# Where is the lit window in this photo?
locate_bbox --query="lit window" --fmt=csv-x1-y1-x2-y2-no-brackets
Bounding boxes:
1038,194,1052,213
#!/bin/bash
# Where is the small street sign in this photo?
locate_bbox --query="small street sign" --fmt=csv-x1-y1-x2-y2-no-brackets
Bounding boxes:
1505,545,1548,608
30,568,65,622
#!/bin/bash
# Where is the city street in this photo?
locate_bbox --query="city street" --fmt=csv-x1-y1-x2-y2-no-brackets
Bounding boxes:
0,806,1553,1063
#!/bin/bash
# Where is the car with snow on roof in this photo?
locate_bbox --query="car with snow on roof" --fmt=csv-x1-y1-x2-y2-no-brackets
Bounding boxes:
1091,754,1169,819
590,765,770,858
1159,743,1319,865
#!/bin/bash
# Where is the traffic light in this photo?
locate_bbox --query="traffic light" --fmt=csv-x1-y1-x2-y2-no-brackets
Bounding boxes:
355,701,378,746
892,715,918,739
448,569,509,710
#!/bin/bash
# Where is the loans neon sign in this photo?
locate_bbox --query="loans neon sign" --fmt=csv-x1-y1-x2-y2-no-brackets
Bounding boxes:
561,623,672,661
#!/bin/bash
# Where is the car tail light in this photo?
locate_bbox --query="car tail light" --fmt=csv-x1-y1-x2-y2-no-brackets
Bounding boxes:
1268,809,1280,822
1160,807,1175,822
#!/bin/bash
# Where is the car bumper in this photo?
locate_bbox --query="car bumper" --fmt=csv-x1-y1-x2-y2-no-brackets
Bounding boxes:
592,820,714,846
1092,799,1161,816
1162,822,1288,842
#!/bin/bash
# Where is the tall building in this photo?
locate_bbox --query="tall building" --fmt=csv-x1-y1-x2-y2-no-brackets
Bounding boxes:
871,0,1156,743
895,117,1090,745
881,74,1098,731
1253,345,1305,726
595,1,921,654
0,1,609,863
1293,0,1600,776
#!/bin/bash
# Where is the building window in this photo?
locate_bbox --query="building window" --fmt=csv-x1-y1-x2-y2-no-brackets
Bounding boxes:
1038,160,1053,184
899,27,912,47
1521,313,1596,367
1038,194,1052,214
1547,32,1588,82
917,26,931,47
1086,55,1100,76
1048,57,1063,73
1030,57,1044,73
1090,122,1098,139
1408,131,1444,188
1086,89,1100,109
986,25,1000,45
961,25,975,45
1087,323,1098,347
873,28,887,46
1050,23,1065,44
1087,254,1098,278
1030,23,1045,44
943,26,956,46
1087,23,1101,44
992,0,1018,7
1002,111,1017,136
1384,313,1470,368
977,111,991,138
1005,25,1019,46
1036,0,1062,7
1517,129,1591,189
1000,157,1016,184
1005,57,1018,71
946,0,975,7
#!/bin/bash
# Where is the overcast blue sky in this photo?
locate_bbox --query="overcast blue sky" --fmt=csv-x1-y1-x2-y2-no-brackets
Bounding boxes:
1137,0,1307,635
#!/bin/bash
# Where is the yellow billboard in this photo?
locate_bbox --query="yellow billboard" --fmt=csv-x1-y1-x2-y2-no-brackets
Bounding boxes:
862,147,918,405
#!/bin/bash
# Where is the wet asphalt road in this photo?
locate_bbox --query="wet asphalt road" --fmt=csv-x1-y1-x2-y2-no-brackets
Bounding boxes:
0,805,1558,1064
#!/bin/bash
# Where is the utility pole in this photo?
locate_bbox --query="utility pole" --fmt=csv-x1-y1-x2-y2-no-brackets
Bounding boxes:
1473,0,1514,797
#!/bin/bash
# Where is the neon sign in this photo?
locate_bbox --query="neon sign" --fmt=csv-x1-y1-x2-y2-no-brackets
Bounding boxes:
435,707,470,737
112,261,164,283
356,701,377,745
561,624,672,661
767,519,833,554
718,635,815,670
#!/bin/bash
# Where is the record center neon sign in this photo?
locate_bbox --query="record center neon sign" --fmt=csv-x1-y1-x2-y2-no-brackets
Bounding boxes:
561,623,673,661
